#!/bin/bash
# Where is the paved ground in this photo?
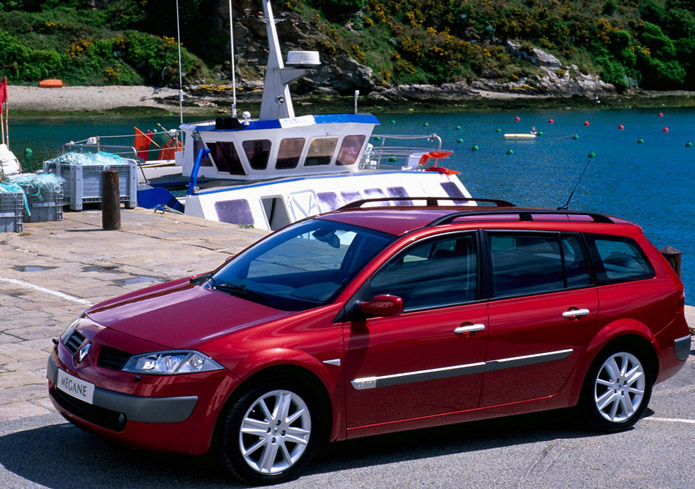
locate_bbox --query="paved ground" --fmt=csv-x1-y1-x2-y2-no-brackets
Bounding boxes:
0,208,266,422
0,207,693,424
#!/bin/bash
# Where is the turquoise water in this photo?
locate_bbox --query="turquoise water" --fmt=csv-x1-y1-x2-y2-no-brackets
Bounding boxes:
9,108,695,303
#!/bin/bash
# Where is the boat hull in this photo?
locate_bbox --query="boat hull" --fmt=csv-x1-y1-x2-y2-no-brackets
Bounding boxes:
184,171,471,231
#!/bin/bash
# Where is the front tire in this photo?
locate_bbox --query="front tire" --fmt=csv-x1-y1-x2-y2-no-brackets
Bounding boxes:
580,347,653,432
219,380,319,485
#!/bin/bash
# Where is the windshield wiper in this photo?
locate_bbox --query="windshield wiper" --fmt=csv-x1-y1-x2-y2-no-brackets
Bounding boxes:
213,282,269,303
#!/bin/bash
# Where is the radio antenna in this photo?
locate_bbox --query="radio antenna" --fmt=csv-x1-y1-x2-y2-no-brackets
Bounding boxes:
559,158,592,210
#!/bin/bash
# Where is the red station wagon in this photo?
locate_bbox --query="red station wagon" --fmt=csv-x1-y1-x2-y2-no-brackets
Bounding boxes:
48,198,690,485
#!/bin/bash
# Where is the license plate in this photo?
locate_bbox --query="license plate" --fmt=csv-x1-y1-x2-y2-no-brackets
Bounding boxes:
56,369,95,405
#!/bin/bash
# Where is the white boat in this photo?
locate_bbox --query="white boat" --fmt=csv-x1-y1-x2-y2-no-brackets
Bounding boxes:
62,0,473,230
503,133,537,140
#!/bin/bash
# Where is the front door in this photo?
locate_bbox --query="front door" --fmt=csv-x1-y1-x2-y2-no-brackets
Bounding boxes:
342,233,488,430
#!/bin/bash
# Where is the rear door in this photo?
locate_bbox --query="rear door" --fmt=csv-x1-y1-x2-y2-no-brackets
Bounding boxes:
480,231,599,406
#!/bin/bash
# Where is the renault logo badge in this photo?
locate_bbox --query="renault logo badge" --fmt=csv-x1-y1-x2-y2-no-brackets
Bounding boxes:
78,342,92,363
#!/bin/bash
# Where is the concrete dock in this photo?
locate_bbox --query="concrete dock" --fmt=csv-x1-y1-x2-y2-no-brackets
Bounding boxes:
0,208,266,422
0,209,693,423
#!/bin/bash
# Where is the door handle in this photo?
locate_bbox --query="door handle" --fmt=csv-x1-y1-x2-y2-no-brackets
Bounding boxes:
454,324,486,335
562,308,590,319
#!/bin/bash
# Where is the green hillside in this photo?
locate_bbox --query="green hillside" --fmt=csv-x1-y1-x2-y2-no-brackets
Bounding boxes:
0,0,693,92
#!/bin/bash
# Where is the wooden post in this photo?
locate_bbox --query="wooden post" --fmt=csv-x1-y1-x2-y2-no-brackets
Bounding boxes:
102,169,121,230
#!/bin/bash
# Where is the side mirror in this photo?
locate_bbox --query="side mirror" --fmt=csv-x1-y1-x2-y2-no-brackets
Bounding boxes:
360,294,404,317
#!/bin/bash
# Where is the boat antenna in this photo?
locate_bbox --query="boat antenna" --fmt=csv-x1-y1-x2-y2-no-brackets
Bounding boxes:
228,0,238,118
559,158,592,210
175,0,184,124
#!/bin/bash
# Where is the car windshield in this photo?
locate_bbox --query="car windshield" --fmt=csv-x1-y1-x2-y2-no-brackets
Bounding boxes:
207,218,395,310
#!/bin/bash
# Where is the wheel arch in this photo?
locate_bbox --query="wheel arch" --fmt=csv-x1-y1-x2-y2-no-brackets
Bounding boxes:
568,319,660,404
212,361,336,453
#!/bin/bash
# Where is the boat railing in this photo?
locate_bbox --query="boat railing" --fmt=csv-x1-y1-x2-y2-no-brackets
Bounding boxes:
62,129,182,164
360,133,444,169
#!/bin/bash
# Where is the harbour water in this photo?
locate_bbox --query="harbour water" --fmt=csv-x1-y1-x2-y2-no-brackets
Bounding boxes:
8,107,695,303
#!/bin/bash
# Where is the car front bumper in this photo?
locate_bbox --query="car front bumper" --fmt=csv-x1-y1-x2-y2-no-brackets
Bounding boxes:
47,348,238,455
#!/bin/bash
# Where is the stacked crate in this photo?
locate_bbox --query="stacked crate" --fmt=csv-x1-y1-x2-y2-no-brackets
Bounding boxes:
43,153,137,211
0,186,24,232
12,175,64,222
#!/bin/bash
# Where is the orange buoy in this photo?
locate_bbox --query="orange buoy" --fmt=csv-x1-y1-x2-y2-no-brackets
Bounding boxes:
38,79,65,88
618,124,624,130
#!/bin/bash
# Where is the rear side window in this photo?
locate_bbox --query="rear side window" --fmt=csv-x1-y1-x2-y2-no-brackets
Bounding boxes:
585,234,654,284
489,232,592,298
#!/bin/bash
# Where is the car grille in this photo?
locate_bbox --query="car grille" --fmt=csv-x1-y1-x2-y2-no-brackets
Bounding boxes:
52,386,126,432
63,330,86,354
97,346,131,371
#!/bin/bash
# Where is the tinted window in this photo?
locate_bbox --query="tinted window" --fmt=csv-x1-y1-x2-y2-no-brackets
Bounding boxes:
276,137,304,169
207,142,245,175
242,140,271,170
490,233,565,297
305,138,338,166
336,135,366,166
369,234,478,311
561,234,592,288
585,234,654,284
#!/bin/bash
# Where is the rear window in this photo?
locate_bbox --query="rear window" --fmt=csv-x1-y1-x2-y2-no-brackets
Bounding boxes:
585,234,654,284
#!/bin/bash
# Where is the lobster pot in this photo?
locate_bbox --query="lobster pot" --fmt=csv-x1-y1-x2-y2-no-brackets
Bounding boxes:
44,156,137,211
0,191,23,233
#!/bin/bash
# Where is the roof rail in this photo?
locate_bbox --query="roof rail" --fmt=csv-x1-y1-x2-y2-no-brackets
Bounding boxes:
339,197,515,210
425,209,615,227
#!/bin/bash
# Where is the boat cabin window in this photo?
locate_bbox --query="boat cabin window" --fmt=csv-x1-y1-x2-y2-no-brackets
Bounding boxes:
276,138,305,169
305,137,338,166
243,139,272,170
194,139,213,167
341,190,361,205
317,192,340,213
336,135,366,166
214,199,254,225
207,142,245,175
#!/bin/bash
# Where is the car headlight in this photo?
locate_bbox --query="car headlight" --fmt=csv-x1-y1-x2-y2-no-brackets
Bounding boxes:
59,318,82,345
122,350,224,375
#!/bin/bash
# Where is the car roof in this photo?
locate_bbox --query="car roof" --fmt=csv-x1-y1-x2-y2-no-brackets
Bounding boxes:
317,198,634,236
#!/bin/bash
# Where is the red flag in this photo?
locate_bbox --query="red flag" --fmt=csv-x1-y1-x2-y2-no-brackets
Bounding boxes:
0,78,7,115
133,127,152,161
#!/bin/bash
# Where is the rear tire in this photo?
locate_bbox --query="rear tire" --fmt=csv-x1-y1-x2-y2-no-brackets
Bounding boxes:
580,346,653,432
218,379,320,486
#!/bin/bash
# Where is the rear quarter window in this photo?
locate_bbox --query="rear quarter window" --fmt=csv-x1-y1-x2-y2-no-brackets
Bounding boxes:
585,234,655,284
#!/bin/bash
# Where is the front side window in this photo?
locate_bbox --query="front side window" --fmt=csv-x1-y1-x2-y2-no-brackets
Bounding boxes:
585,234,654,284
209,219,394,310
369,234,478,311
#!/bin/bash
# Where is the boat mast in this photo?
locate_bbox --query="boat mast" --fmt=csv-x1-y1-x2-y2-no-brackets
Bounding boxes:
175,0,184,124
228,0,238,118
259,0,295,120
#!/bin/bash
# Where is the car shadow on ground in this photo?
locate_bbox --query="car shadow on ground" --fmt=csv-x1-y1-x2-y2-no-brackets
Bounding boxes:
0,408,608,489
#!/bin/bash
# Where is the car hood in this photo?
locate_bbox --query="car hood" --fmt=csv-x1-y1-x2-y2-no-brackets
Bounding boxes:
86,278,292,348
